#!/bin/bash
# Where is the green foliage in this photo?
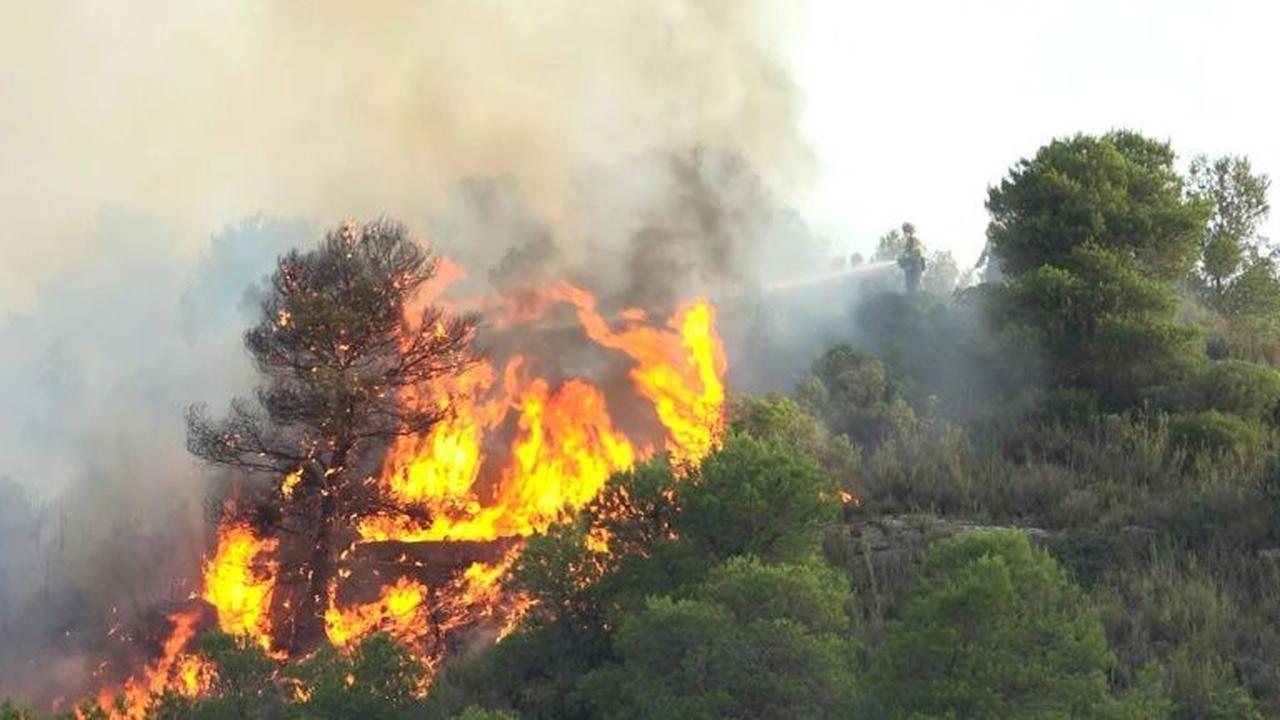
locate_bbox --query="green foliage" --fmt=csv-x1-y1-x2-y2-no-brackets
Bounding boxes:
993,242,1200,405
1187,154,1271,294
1152,360,1280,421
1167,411,1261,459
1181,154,1280,363
515,432,839,628
866,529,1124,718
987,130,1209,281
986,131,1211,408
433,432,846,720
579,558,857,720
164,632,282,720
1096,555,1273,720
1162,650,1263,720
285,634,424,720
512,459,697,633
0,703,40,720
680,433,838,563
695,556,851,634
729,395,858,492
143,632,427,720
797,343,916,447
424,622,600,720
1216,257,1280,319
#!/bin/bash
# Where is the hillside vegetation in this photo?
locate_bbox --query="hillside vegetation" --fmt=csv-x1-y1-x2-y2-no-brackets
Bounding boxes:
7,130,1280,719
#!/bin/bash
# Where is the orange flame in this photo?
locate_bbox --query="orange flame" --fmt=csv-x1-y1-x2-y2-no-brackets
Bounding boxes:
552,286,727,467
324,577,430,649
91,610,214,720
86,263,728,714
202,523,279,650
360,287,725,547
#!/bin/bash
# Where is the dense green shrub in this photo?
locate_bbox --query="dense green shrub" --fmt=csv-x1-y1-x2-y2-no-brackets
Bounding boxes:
1168,410,1262,458
865,529,1137,718
579,558,857,719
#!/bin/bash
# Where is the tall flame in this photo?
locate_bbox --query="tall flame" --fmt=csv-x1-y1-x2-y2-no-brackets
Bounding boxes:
359,287,724,544
86,263,728,715
202,524,279,650
551,286,727,466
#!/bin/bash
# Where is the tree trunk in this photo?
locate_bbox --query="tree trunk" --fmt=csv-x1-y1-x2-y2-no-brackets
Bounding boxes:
285,491,336,654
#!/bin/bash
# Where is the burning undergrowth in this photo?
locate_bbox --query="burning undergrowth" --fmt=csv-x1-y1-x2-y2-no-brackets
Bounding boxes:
78,233,729,718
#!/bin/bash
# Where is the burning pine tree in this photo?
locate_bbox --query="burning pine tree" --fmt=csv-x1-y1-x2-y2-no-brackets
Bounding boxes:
81,216,727,718
186,219,478,653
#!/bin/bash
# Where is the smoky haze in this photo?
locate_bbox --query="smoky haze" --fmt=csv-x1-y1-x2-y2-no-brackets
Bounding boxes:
0,0,812,311
0,0,890,707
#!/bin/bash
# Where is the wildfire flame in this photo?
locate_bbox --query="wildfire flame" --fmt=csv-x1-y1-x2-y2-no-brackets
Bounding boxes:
359,288,725,543
551,284,727,467
91,610,214,720
87,262,727,714
324,577,430,650
202,524,279,651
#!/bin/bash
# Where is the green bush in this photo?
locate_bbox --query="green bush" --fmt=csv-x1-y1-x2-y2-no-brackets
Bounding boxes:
1151,360,1280,421
865,529,1142,718
579,558,857,720
1168,411,1262,459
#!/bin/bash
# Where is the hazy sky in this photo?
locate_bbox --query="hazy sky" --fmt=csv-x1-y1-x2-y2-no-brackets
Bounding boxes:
1,1,1277,309
801,0,1280,269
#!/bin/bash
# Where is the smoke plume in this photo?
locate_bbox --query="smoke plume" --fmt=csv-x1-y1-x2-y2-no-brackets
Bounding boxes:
0,0,836,706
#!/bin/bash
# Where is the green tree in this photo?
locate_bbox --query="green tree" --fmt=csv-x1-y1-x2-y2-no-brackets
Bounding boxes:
580,558,856,720
867,530,1132,719
986,132,1211,406
516,434,839,626
192,632,281,719
729,395,858,499
922,249,961,295
1187,154,1271,294
677,434,838,564
445,436,843,720
796,343,915,447
874,227,906,262
186,220,477,651
988,131,1209,281
285,634,424,720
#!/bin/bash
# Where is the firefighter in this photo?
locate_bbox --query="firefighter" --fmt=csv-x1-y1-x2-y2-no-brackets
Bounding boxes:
897,222,927,294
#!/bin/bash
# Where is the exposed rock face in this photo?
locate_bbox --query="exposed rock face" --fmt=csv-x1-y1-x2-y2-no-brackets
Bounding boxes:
828,513,1051,567
825,514,1054,636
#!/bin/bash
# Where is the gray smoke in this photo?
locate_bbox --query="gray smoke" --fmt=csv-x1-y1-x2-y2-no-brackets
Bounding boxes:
0,215,308,704
0,0,840,707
